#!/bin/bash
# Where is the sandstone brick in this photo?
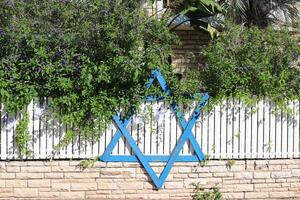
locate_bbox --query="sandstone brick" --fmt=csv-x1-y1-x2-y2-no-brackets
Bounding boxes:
271,171,291,178
254,172,270,179
164,181,184,189
71,182,97,191
64,172,99,179
209,166,227,173
291,182,300,188
287,178,300,182
14,188,38,198
125,193,147,199
213,172,233,177
28,179,51,188
16,172,43,179
230,164,246,172
52,182,70,191
234,184,253,192
0,180,5,187
288,164,300,169
100,168,134,177
198,173,213,178
0,173,15,179
269,191,295,198
21,166,51,173
251,179,266,183
268,165,281,171
45,172,64,179
5,180,26,188
148,193,169,199
60,191,85,199
0,163,5,172
191,164,208,171
107,194,126,199
118,182,143,190
86,194,108,199
245,192,269,199
0,188,13,198
223,192,244,199
58,161,70,166
234,172,253,179
51,166,79,172
173,173,188,178
39,191,60,198
275,178,287,183
98,182,118,190
292,169,300,176
6,166,19,172
178,167,192,173
6,161,26,166
106,162,123,167
27,161,46,166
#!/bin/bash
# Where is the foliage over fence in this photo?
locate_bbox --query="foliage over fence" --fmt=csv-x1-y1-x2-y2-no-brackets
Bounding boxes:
192,22,300,109
0,0,179,139
0,0,300,157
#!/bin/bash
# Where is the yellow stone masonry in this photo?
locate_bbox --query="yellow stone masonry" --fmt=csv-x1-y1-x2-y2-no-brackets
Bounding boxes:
0,159,299,199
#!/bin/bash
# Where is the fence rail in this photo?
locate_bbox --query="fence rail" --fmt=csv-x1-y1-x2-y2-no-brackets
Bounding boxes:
0,98,299,160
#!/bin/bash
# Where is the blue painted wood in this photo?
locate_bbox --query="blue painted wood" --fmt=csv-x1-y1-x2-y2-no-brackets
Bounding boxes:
100,155,201,162
99,69,209,188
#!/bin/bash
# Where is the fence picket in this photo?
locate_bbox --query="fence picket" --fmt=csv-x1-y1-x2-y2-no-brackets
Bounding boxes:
0,98,299,160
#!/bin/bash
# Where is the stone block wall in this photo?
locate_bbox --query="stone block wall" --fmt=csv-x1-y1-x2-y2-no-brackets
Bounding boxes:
0,159,299,199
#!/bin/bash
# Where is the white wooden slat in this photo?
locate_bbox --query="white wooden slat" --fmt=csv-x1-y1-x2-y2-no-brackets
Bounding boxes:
263,99,270,158
65,125,73,159
158,103,164,155
287,100,294,158
233,99,239,159
220,100,227,159
269,103,276,158
281,104,288,158
251,102,258,158
226,99,233,159
108,123,117,155
293,100,298,158
144,102,151,155
98,125,106,156
6,113,15,160
45,99,53,159
208,106,215,158
181,105,190,155
201,107,208,157
245,105,252,158
131,115,139,155
163,103,170,155
239,100,246,159
1,98,300,160
275,110,282,158
39,99,47,159
214,104,221,159
32,99,40,159
1,106,7,160
257,100,264,158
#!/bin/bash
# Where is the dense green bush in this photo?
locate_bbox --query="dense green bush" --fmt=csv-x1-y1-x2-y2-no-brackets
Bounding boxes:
0,0,182,141
196,22,300,107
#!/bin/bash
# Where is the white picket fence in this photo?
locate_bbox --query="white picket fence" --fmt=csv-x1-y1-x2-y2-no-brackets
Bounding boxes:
0,98,299,160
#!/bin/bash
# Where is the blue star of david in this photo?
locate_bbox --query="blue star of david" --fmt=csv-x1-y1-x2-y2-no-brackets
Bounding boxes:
100,69,209,188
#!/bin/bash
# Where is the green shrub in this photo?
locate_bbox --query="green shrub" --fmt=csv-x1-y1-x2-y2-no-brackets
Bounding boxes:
197,22,300,108
192,183,222,200
0,0,180,142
